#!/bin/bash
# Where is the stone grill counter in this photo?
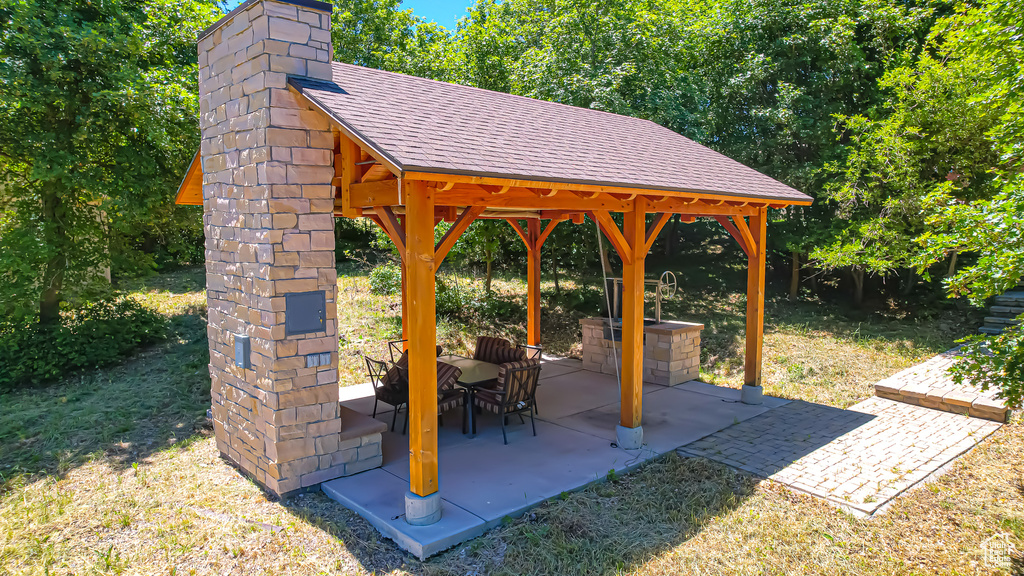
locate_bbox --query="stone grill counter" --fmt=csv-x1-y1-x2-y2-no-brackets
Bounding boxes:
580,317,703,386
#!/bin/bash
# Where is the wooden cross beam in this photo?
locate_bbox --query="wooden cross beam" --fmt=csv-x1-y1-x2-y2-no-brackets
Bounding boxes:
435,207,484,264
590,207,671,264
505,217,561,346
643,213,672,255
714,215,751,258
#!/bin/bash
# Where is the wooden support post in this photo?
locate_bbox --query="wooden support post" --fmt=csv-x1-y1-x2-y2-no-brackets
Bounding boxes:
527,219,542,346
744,207,767,388
508,218,560,347
620,198,647,429
405,180,438,498
401,261,409,343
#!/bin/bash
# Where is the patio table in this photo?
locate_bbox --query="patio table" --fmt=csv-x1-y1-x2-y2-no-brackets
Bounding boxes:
438,354,499,437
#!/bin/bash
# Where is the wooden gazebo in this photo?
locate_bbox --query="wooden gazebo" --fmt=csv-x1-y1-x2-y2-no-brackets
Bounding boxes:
177,51,811,524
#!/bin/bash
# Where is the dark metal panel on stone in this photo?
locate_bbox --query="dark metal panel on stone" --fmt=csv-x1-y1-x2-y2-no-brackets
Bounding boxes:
285,291,327,336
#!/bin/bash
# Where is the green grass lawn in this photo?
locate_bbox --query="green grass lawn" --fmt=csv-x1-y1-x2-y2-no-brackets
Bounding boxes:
2,264,1019,575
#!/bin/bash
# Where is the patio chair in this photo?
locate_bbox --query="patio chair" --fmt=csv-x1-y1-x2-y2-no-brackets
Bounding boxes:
515,344,543,413
473,360,542,444
473,336,526,365
364,356,408,433
388,339,443,365
396,361,468,434
436,361,467,432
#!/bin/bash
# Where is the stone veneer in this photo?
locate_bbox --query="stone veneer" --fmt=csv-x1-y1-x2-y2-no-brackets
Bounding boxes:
198,0,378,496
580,317,703,385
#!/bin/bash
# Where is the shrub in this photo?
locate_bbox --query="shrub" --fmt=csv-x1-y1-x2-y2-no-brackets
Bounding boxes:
368,262,402,295
0,298,168,390
436,275,470,318
951,319,1024,408
476,293,523,322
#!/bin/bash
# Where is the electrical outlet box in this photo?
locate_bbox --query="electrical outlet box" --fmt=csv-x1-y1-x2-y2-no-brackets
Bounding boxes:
285,291,327,336
234,334,251,369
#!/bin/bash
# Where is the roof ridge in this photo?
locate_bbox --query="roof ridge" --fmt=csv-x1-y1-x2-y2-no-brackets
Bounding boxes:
329,61,654,124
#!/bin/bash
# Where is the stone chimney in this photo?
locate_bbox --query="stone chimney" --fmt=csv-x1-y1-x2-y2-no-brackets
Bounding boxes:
197,0,365,497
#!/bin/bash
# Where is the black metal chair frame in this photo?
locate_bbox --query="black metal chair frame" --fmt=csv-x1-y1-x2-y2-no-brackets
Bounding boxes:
364,355,408,433
475,363,541,445
515,343,543,414
387,339,406,365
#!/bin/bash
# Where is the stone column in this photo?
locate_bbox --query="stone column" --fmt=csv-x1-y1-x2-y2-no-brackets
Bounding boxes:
198,0,348,497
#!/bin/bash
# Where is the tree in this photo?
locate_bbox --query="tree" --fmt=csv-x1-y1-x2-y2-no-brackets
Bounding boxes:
446,0,944,289
0,0,221,322
910,0,1024,405
686,0,945,303
812,54,1004,286
330,0,455,79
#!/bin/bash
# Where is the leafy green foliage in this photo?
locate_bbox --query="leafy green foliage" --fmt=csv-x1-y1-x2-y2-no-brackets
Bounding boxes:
950,324,1024,408
368,262,402,295
814,53,1004,275
0,0,221,321
815,0,1023,400
0,298,168,390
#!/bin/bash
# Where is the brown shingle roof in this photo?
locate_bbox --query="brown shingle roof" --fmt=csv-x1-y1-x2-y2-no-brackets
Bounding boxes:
289,63,811,204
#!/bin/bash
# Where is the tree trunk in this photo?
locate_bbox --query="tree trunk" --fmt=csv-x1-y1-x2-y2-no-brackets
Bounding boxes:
39,190,66,324
788,250,800,301
600,243,612,274
552,262,560,295
851,266,865,307
901,268,915,297
946,252,958,277
484,254,493,295
663,214,680,257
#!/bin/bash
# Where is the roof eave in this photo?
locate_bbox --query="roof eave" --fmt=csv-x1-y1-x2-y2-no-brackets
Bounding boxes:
401,167,813,206
174,151,203,206
287,76,405,177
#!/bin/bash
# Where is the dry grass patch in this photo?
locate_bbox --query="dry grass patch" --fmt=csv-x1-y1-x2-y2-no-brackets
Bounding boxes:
0,266,1005,575
428,422,1024,575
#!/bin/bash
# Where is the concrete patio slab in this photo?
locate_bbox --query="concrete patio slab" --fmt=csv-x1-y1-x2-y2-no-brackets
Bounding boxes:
553,385,781,453
321,469,487,559
676,380,790,409
537,359,585,380
381,417,641,522
326,365,782,558
534,369,666,420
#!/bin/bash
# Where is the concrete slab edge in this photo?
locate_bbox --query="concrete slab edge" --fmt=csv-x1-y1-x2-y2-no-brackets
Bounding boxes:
323,444,666,559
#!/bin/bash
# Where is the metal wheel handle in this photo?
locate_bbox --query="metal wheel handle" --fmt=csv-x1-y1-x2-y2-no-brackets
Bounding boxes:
659,271,677,299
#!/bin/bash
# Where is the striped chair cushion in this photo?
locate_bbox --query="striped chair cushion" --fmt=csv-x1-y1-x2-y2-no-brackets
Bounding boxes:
436,361,463,400
473,336,511,364
386,357,407,388
390,347,444,384
491,345,527,364
375,385,407,406
474,388,532,415
438,388,465,414
495,359,541,390
474,388,504,414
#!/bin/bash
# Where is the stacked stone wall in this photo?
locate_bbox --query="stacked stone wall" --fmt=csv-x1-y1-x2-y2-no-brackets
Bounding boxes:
580,318,702,386
198,0,358,495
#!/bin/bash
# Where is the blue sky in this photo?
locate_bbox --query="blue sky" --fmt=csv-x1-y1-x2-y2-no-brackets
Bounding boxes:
224,1,475,29
401,0,473,28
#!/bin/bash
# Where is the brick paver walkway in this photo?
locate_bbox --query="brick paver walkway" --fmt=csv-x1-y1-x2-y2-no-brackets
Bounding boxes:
679,396,1001,515
874,348,1008,422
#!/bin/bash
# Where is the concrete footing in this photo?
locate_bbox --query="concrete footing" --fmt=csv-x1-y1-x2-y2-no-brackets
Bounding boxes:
405,491,442,526
615,424,644,449
740,384,764,405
